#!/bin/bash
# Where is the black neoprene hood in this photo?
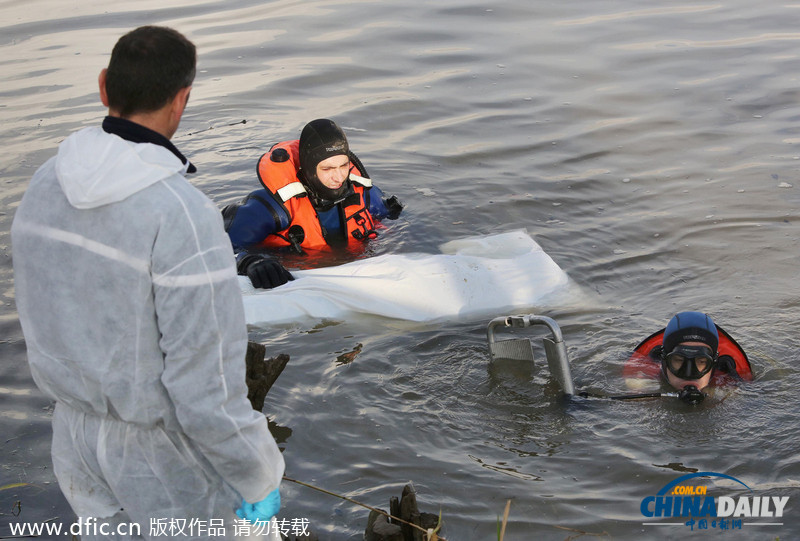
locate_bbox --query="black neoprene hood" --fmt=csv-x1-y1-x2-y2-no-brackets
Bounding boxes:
298,118,350,201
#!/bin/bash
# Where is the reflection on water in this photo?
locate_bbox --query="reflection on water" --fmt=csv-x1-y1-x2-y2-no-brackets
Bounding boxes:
2,0,800,539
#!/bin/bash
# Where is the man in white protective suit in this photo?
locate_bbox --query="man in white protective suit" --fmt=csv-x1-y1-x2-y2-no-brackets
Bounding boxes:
11,26,284,539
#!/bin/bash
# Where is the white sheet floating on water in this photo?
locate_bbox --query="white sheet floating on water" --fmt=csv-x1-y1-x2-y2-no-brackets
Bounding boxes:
240,230,571,326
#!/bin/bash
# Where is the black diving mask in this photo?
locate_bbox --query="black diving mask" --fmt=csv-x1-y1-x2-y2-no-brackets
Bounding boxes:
663,345,716,380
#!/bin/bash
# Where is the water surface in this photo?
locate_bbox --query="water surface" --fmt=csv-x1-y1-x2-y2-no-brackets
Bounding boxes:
2,1,799,539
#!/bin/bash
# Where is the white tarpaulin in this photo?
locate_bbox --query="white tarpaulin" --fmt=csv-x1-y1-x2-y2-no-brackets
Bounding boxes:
240,230,572,326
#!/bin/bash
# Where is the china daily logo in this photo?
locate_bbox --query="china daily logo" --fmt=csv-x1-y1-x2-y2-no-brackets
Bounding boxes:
640,472,789,531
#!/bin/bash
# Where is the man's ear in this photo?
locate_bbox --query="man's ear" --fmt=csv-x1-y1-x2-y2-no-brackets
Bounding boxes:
98,69,109,107
170,86,192,123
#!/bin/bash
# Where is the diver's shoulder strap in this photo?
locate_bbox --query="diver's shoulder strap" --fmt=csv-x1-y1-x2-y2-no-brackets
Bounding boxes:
349,173,372,188
276,181,307,202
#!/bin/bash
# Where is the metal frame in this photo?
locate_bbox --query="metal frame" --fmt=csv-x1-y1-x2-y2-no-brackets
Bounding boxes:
487,314,575,396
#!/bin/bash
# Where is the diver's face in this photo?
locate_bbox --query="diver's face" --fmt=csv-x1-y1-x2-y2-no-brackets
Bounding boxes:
664,341,714,391
315,154,350,190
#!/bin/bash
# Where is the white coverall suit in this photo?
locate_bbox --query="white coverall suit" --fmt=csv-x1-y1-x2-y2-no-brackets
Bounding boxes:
11,125,284,540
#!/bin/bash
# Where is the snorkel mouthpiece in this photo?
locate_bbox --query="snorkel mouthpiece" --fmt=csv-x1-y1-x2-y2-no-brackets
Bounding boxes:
678,385,705,405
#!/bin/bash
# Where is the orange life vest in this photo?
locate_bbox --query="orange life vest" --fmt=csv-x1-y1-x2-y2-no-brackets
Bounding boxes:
255,140,377,250
623,325,753,384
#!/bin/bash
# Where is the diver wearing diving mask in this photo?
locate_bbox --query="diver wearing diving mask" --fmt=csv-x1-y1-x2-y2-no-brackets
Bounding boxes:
659,312,720,400
623,311,753,404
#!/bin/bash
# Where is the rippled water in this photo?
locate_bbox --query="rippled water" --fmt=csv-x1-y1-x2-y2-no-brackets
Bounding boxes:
2,1,799,539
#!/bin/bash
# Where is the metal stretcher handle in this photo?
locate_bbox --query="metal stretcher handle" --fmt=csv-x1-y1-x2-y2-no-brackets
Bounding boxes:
487,314,575,397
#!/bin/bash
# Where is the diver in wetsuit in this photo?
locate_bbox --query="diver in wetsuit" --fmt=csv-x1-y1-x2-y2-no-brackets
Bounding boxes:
625,311,753,403
222,119,403,289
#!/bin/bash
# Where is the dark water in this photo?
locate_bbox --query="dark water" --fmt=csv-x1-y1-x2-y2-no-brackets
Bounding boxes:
2,1,799,539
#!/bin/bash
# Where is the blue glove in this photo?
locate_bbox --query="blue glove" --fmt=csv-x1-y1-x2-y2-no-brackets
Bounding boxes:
236,487,281,523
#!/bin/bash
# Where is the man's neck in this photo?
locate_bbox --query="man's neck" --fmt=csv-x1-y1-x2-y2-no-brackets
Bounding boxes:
102,116,196,173
108,109,173,140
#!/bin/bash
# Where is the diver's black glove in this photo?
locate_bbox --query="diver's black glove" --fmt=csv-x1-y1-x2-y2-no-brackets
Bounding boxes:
237,254,294,289
384,195,404,220
715,354,741,379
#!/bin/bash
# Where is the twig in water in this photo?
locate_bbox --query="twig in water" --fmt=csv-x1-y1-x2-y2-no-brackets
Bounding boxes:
185,119,247,136
552,524,610,539
0,483,31,492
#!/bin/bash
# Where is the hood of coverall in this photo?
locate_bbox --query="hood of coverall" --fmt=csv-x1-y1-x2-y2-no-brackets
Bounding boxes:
55,126,188,209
